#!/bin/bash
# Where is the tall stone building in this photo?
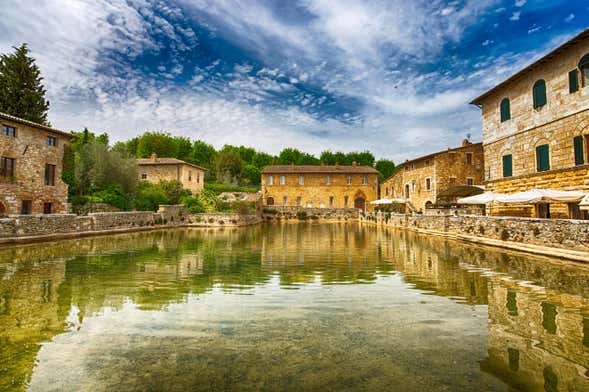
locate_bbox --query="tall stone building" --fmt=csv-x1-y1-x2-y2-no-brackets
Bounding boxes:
471,29,589,219
0,112,72,215
137,153,206,195
380,140,484,211
261,164,379,210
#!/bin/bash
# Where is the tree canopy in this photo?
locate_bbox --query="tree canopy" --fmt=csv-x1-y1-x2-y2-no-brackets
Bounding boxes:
0,44,50,125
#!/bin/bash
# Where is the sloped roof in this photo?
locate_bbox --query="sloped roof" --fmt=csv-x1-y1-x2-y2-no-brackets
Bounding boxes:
137,157,207,171
0,111,73,138
262,164,379,174
470,28,589,105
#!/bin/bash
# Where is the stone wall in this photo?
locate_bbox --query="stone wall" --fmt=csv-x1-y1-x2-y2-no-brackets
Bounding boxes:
261,170,378,210
0,206,261,244
361,212,589,253
380,141,485,211
262,206,359,222
72,202,121,215
0,115,71,215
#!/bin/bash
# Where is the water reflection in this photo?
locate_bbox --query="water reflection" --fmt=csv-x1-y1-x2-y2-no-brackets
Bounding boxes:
0,224,588,391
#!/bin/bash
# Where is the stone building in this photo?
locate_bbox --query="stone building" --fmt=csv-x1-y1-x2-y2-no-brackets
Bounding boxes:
261,164,379,210
137,153,206,195
471,29,589,218
0,112,72,215
380,140,484,211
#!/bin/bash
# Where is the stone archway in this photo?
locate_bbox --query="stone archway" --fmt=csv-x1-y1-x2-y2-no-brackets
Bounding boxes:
353,190,367,211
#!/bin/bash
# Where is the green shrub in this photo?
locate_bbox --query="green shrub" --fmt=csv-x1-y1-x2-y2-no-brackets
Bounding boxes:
132,182,169,211
204,182,258,195
182,196,206,213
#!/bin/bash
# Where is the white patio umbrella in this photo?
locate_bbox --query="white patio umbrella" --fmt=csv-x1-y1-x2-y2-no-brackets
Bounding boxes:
370,198,406,205
579,194,589,211
457,192,506,204
496,189,585,204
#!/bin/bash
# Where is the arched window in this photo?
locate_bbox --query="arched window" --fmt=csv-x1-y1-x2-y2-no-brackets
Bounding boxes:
500,98,511,122
266,197,274,206
533,79,547,108
579,53,589,87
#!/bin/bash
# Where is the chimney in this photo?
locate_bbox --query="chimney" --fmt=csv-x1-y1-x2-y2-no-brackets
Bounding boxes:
150,152,157,162
352,161,357,166
462,139,471,147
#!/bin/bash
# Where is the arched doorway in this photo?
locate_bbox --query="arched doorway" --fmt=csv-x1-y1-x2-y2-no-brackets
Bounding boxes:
354,197,366,210
266,197,274,206
425,201,433,209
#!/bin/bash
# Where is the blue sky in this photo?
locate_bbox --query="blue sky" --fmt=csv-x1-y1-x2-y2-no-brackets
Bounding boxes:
0,0,587,161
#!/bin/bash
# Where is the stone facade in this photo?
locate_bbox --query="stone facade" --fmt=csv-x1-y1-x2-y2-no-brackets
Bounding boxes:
0,112,72,215
137,153,206,195
472,29,589,218
380,140,484,211
261,164,379,211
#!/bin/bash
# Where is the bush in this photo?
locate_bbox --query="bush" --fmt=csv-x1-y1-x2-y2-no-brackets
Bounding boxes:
132,182,169,211
204,182,258,195
182,196,206,213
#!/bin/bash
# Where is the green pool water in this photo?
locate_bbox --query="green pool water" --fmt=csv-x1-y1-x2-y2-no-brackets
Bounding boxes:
1,223,589,391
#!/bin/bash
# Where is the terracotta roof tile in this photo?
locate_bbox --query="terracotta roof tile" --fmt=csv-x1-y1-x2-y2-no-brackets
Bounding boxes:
137,157,207,171
261,164,379,174
0,111,73,138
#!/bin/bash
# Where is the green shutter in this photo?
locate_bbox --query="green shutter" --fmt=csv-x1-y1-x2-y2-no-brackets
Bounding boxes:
574,136,584,165
502,154,512,178
500,99,511,122
569,69,579,93
536,144,550,172
533,80,547,108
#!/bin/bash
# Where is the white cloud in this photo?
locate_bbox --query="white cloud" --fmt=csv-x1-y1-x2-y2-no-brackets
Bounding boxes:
515,0,526,7
565,14,575,22
509,11,521,21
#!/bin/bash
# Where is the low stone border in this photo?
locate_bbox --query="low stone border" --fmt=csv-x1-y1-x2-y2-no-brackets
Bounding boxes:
361,212,589,263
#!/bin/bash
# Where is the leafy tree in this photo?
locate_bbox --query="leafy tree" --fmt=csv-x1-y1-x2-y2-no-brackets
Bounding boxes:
159,180,190,204
277,148,319,165
252,152,274,169
0,44,50,125
191,140,217,168
175,136,192,162
375,159,396,181
132,182,169,211
347,151,375,167
214,151,243,185
242,164,261,185
136,131,179,158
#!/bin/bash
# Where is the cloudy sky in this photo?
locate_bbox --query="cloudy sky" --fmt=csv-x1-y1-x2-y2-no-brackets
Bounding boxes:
0,1,586,161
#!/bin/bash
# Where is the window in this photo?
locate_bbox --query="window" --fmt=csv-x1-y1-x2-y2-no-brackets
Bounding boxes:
425,178,431,191
266,197,274,206
279,175,285,185
0,157,15,178
574,136,585,165
326,175,331,185
344,196,349,207
347,176,352,185
282,196,287,206
449,177,456,185
46,136,57,147
541,302,558,334
467,178,474,186
385,187,389,196
197,173,200,183
536,144,550,172
2,125,15,137
296,196,302,206
43,202,52,214
141,173,147,180
329,196,334,207
508,348,520,372
569,69,579,93
466,152,473,165
580,53,589,87
362,176,367,185
267,175,274,185
500,98,510,122
502,154,513,178
45,164,56,186
21,200,32,215
532,79,547,108
188,170,192,181
299,176,304,185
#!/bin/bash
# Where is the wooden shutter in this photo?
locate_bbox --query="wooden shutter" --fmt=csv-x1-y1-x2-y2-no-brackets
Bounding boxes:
500,99,510,122
569,70,579,93
536,145,550,172
574,136,584,165
502,155,512,178
533,80,547,108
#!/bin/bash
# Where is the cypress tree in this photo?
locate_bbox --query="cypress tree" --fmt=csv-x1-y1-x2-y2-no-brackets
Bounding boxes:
0,43,50,125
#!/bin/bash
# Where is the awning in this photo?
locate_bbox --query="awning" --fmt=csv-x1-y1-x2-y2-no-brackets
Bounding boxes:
496,189,585,204
457,192,507,204
370,198,406,205
580,194,589,211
